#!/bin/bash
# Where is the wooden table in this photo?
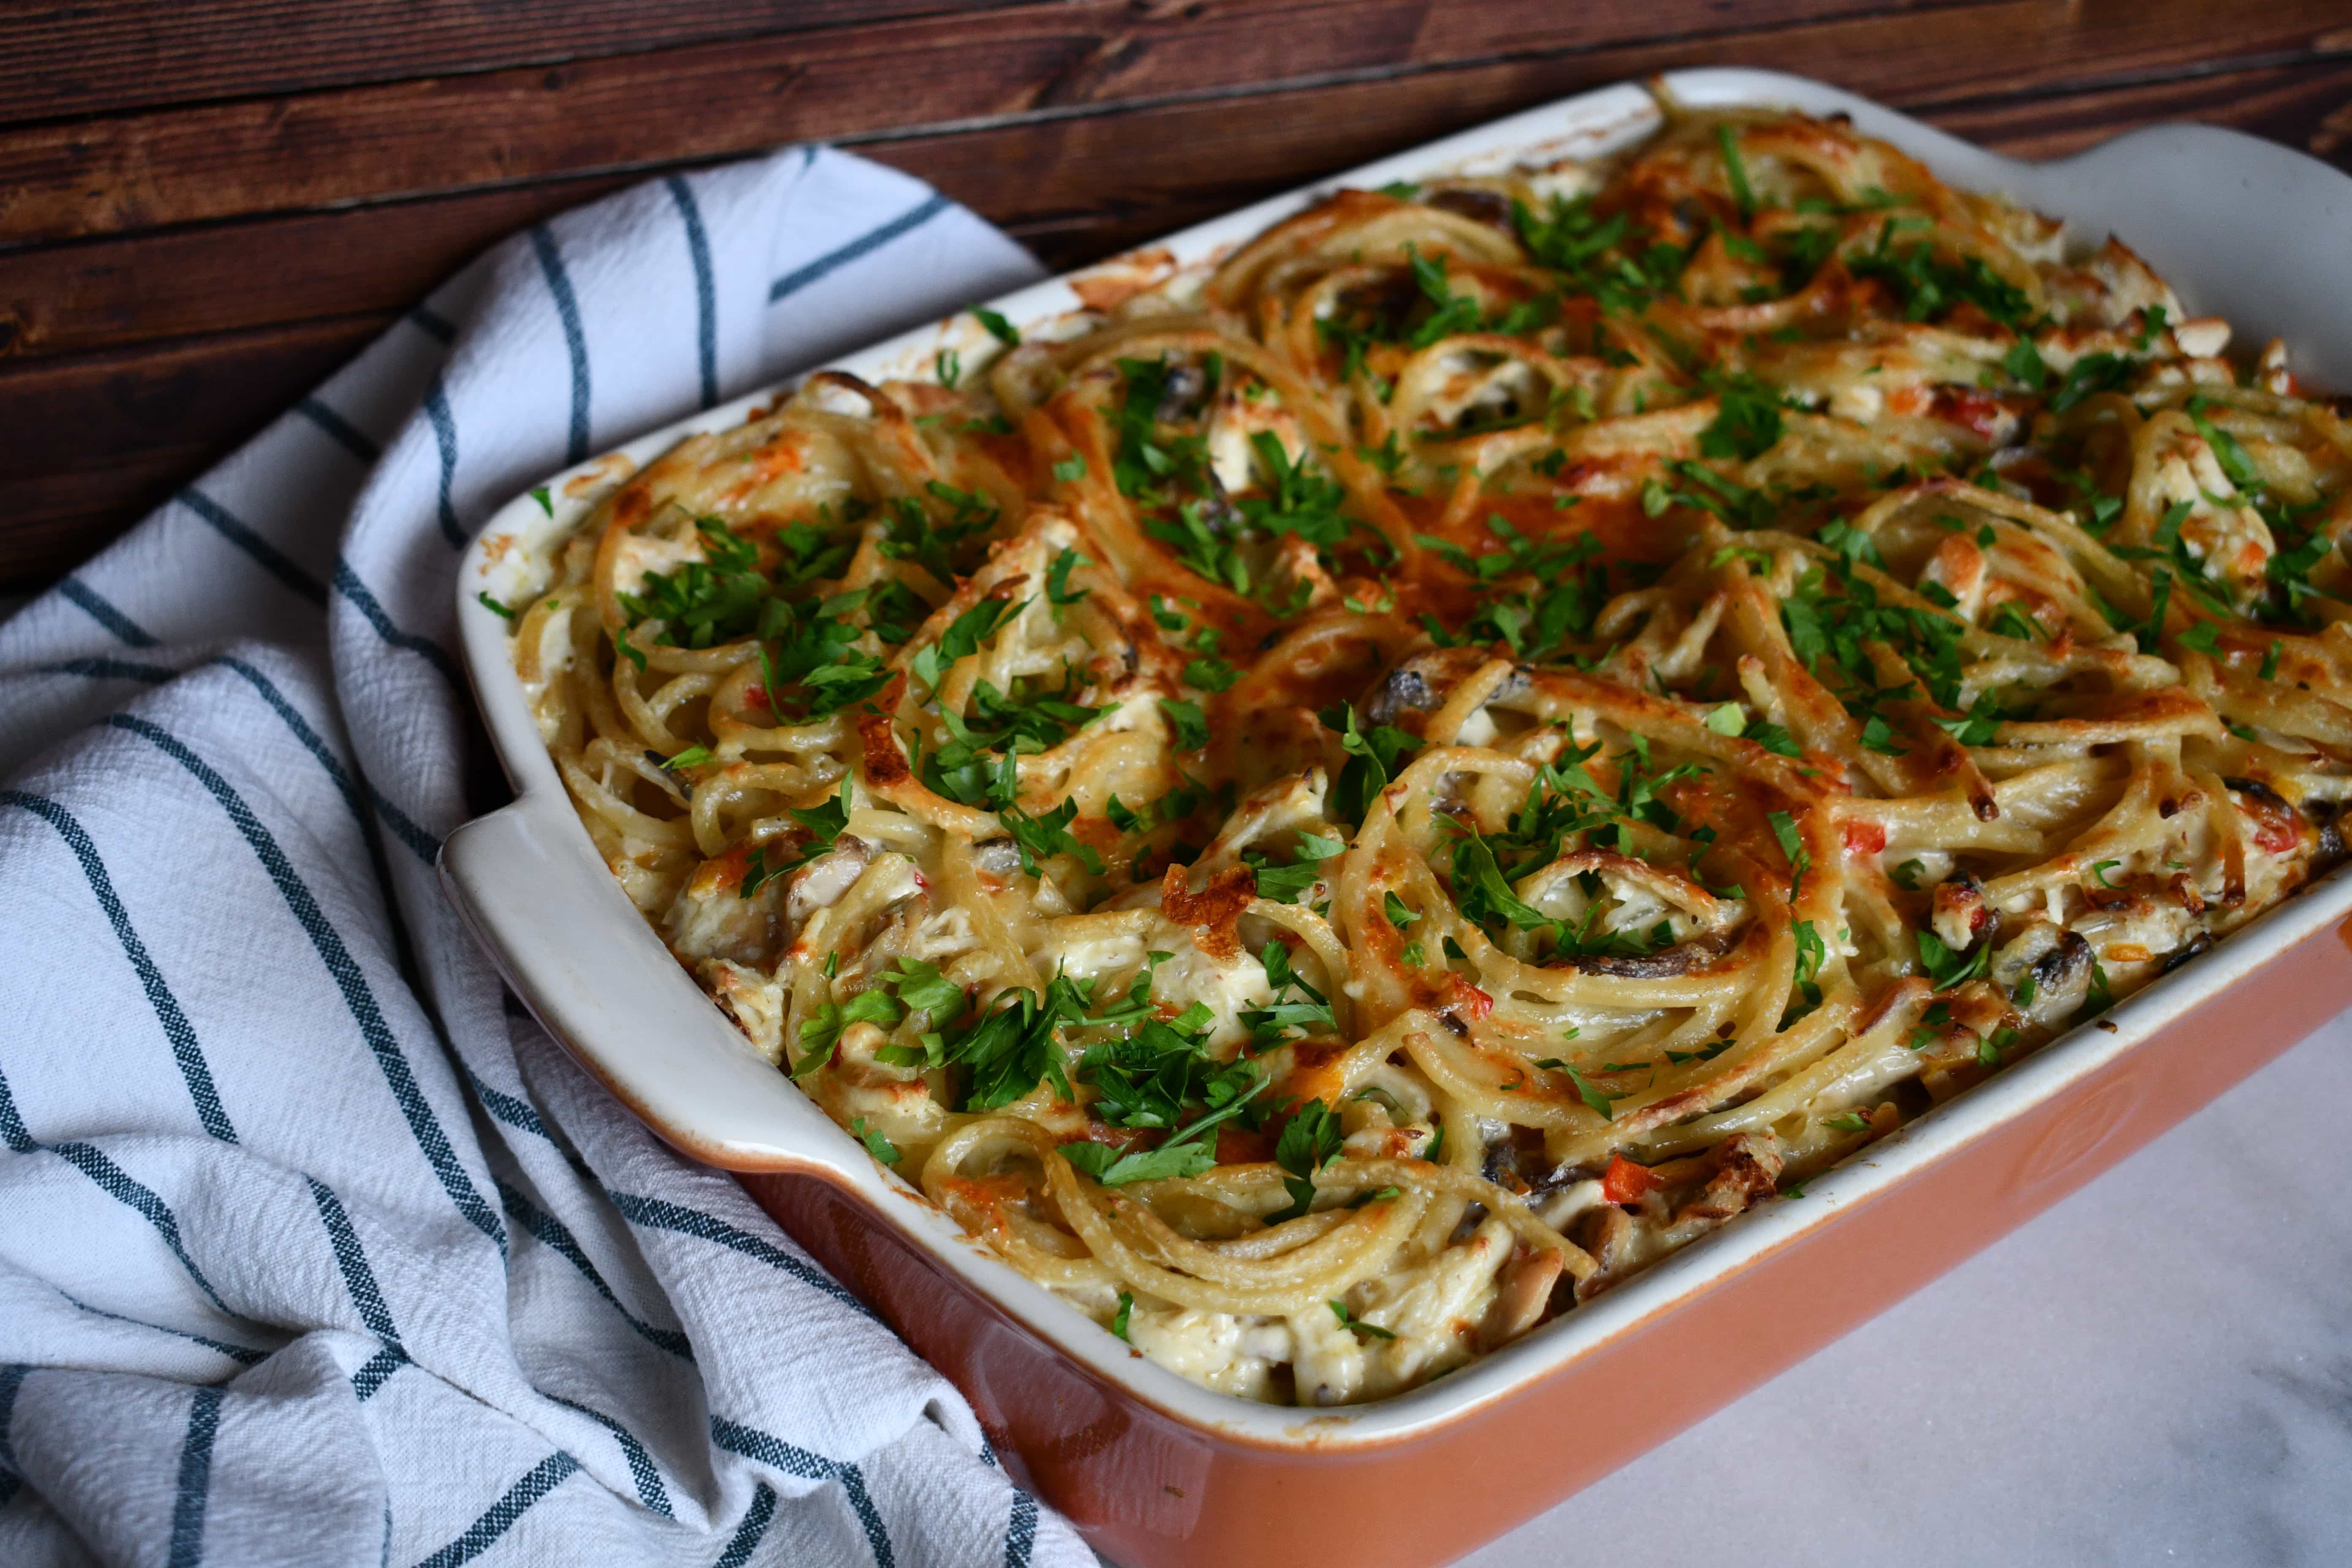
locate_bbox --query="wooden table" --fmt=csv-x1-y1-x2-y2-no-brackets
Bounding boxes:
1,0,2347,597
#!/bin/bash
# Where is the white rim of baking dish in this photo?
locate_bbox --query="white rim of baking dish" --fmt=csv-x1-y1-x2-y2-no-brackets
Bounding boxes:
443,66,2352,1450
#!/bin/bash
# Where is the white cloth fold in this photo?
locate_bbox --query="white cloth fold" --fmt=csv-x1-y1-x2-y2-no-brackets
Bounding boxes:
0,144,1094,1568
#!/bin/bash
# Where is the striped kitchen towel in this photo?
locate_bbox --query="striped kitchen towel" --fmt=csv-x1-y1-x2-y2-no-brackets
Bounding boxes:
0,146,1094,1567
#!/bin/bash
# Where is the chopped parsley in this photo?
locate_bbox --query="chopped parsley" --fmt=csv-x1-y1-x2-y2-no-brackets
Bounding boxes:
1716,123,1756,220
1847,218,2032,326
848,1117,901,1165
1563,1064,1618,1121
1160,697,1210,753
1512,194,1690,315
1273,1099,1345,1220
1914,925,1990,990
1329,1299,1396,1340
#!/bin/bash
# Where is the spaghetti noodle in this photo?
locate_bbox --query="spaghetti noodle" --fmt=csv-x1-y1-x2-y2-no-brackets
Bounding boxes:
502,95,2352,1406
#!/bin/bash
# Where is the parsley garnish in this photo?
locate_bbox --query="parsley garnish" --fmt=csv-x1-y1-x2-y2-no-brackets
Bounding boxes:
1160,697,1210,753
1045,548,1089,610
1184,656,1240,692
848,1117,901,1165
1716,124,1757,219
1512,194,1689,315
1273,1100,1345,1220
2049,352,2132,412
1320,703,1422,822
1240,433,1354,546
1563,1064,1617,1121
1914,926,1990,989
974,307,1019,345
1329,1299,1396,1340
911,596,1021,693
1789,919,1826,1016
1000,797,1106,877
1848,218,2031,326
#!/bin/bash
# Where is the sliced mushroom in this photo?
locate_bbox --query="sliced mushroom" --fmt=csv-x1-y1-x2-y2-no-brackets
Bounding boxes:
971,838,1024,876
1990,920,2093,1026
1367,664,1435,724
785,834,871,930
1671,1133,1783,1224
1480,1247,1567,1350
1930,868,1989,952
1426,187,1515,231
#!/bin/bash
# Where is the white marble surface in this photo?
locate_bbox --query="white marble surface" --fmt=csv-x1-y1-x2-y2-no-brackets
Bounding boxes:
1459,1009,2352,1568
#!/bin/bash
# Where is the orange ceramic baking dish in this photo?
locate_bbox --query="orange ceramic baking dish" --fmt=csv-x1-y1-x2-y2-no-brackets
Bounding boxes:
442,67,2352,1568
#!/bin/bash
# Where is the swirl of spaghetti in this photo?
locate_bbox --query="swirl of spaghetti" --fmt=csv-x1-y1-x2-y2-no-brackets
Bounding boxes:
503,95,2352,1406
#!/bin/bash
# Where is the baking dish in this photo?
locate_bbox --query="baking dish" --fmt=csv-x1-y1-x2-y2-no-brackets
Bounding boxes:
441,67,2352,1568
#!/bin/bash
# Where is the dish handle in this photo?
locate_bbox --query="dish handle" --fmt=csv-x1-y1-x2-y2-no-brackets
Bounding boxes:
438,795,855,1175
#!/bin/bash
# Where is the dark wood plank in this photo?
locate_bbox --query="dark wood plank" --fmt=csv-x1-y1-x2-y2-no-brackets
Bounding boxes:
893,26,2352,248
0,1,1021,128
6,0,2347,361
0,0,2035,245
0,316,381,590
0,180,636,358
7,43,2351,593
0,316,377,479
1933,59,2352,170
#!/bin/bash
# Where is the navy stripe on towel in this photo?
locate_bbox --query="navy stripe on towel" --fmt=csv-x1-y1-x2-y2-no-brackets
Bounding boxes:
607,1190,873,1320
769,193,948,304
177,488,327,607
166,1386,223,1568
411,1451,580,1568
528,225,592,464
715,1483,777,1568
1004,1491,1038,1568
296,397,383,463
215,655,441,864
38,656,174,685
496,1179,693,1361
710,1416,895,1568
0,1062,243,1319
0,789,235,1142
0,1364,26,1507
60,578,156,646
542,1394,673,1517
406,304,457,344
62,1289,270,1367
423,380,466,548
112,717,504,1251
663,175,719,410
331,560,463,689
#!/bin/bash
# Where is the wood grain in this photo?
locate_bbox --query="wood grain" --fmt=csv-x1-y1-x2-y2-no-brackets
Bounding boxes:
3,0,2347,592
0,180,637,359
0,316,381,588
0,0,2077,244
6,0,2346,362
0,1,1024,126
